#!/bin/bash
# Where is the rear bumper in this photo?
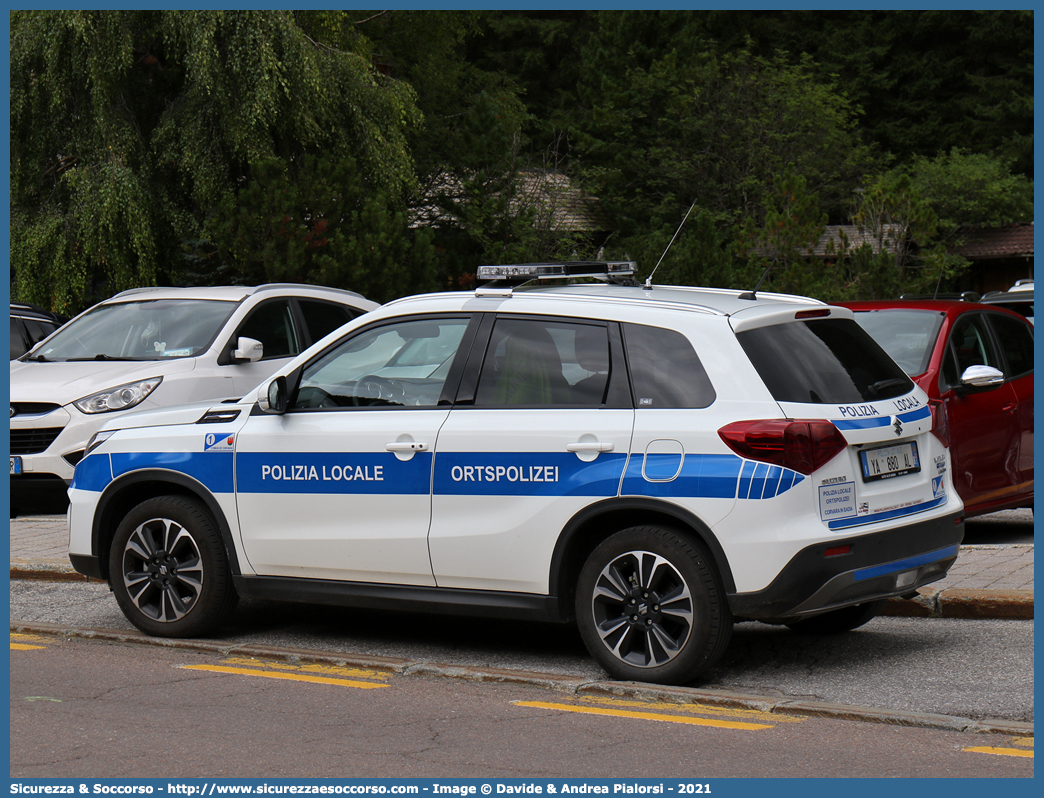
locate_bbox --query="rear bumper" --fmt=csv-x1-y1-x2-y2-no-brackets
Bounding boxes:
728,510,964,621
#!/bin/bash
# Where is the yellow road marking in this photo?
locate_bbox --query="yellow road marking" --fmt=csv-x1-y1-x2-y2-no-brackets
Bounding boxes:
963,746,1034,759
220,656,389,681
516,701,773,730
181,664,389,689
584,695,803,724
11,634,50,651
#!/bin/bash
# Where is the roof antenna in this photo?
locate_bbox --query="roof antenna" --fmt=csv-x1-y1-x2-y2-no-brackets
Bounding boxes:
739,265,772,301
644,198,697,290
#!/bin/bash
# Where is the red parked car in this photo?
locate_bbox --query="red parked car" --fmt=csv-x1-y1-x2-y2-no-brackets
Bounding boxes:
834,299,1033,517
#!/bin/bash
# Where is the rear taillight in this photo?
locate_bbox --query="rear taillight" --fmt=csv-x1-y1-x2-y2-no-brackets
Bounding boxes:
929,398,950,448
718,419,848,475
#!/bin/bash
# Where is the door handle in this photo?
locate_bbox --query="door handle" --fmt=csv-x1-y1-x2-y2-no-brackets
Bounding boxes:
566,441,614,453
1002,403,1017,414
386,441,429,452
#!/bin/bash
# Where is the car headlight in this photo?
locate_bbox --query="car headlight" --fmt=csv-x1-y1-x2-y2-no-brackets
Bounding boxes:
74,377,162,414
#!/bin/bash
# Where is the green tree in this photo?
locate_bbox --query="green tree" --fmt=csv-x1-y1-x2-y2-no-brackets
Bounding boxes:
839,148,1034,299
11,10,421,314
737,168,828,297
426,92,548,286
204,154,438,304
905,148,1033,232
576,28,873,284
679,10,1034,177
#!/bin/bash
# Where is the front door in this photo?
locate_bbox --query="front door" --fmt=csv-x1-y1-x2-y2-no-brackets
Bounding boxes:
940,312,1023,509
234,316,473,584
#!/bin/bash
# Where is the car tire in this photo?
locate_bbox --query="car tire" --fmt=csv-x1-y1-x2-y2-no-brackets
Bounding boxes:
108,495,237,638
784,600,884,634
575,526,732,685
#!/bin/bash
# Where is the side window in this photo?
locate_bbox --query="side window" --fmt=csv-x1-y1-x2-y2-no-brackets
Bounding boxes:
475,318,611,407
941,314,1001,388
10,318,29,358
299,300,357,344
237,300,298,359
294,318,470,409
623,323,715,409
22,318,45,345
988,313,1034,379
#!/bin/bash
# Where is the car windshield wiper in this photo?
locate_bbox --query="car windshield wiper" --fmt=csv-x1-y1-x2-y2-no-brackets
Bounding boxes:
66,354,141,362
21,354,52,362
868,378,909,397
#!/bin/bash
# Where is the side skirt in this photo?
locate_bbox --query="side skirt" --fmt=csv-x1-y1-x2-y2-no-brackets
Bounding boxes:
233,575,566,623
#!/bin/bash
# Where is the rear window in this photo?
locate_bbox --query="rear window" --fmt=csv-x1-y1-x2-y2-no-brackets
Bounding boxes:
737,318,912,404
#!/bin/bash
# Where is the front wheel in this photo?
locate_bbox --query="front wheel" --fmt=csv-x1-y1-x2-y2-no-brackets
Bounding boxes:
575,526,732,685
108,495,237,638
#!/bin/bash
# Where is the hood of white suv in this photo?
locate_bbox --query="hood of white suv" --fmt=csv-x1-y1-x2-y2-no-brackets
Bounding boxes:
10,357,196,405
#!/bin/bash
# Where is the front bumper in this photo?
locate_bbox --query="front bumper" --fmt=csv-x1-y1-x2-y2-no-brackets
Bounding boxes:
11,404,88,485
728,509,964,621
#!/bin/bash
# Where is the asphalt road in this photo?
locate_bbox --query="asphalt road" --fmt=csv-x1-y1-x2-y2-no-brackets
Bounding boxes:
9,632,1034,779
10,579,1033,724
962,508,1034,544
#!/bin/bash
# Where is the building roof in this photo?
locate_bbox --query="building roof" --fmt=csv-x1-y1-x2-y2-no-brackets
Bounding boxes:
951,223,1034,260
748,224,901,260
514,171,612,233
412,170,610,233
809,225,902,257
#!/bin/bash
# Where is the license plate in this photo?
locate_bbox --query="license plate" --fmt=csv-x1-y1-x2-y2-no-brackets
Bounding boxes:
10,456,22,475
860,442,919,482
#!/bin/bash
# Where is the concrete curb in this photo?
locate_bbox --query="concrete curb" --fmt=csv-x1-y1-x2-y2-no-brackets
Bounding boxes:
10,563,102,583
880,586,1034,620
11,621,1032,738
11,562,1034,620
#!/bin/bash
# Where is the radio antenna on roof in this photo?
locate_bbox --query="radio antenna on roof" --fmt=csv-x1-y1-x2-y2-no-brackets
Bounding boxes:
644,198,698,290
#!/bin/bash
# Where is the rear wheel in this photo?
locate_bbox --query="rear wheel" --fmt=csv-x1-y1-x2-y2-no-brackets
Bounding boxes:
784,600,884,634
575,526,732,685
109,495,237,638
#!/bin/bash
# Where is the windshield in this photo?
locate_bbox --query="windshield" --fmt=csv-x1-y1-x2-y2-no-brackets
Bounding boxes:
31,299,238,361
737,317,914,404
849,309,945,377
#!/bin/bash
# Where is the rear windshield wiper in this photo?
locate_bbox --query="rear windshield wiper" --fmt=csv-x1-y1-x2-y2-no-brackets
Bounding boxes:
868,378,909,397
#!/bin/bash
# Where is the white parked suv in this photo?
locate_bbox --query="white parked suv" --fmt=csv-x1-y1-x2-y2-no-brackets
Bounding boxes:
11,284,377,515
67,262,964,684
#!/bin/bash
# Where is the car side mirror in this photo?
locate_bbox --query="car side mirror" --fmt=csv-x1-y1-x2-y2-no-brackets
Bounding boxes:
960,365,1005,389
257,376,288,414
233,336,264,363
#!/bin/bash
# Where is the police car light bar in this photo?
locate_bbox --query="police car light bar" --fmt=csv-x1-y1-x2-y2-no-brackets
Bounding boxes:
476,261,636,283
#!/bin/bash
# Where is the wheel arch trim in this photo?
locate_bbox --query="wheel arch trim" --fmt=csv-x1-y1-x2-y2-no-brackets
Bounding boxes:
548,496,737,617
90,468,242,580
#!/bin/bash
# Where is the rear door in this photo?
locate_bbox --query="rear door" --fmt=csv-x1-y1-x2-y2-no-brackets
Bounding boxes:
618,322,739,527
428,315,633,594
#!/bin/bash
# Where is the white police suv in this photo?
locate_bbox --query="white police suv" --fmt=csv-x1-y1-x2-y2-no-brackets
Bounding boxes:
11,284,377,515
68,262,964,685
